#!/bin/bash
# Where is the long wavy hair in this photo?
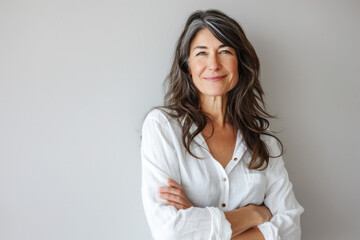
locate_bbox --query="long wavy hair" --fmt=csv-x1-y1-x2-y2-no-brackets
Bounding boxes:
159,9,283,170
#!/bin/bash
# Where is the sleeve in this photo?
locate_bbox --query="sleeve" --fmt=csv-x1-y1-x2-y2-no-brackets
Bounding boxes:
257,137,304,240
141,114,232,240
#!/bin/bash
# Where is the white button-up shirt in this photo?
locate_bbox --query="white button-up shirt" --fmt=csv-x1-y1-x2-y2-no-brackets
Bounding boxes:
141,109,304,240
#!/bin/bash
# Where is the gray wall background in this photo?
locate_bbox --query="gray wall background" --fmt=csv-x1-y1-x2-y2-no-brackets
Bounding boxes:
1,0,359,239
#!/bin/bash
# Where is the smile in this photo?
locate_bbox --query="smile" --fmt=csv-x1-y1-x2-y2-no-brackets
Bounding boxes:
203,75,227,82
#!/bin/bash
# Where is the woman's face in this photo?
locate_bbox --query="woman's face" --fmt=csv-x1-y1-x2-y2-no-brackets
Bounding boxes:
188,28,239,98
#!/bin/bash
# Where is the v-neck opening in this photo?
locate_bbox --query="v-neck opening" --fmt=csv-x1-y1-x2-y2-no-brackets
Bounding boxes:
198,129,241,171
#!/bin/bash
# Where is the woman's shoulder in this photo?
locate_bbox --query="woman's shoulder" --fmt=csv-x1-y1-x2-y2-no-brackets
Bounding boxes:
143,107,179,127
142,108,182,145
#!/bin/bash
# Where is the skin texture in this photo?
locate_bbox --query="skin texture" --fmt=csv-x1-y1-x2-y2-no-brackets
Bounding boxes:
188,28,239,101
188,28,238,127
189,28,240,169
232,227,265,240
158,29,272,239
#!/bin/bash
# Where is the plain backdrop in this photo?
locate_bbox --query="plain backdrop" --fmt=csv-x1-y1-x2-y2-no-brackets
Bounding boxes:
1,0,359,239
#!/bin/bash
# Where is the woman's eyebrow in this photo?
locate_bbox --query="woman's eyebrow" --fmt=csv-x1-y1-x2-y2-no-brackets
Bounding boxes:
192,44,229,51
218,44,229,48
192,46,207,51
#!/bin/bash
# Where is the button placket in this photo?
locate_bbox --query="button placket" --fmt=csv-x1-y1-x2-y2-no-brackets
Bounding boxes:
209,159,228,210
219,172,229,209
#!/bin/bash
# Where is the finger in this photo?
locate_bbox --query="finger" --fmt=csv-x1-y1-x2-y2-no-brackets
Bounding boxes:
159,192,193,209
166,199,192,210
159,188,188,204
158,186,170,193
165,200,187,210
159,186,182,196
167,178,183,190
159,192,185,204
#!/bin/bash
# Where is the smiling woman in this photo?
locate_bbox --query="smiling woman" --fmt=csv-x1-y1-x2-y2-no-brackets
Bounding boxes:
141,9,303,240
188,28,239,97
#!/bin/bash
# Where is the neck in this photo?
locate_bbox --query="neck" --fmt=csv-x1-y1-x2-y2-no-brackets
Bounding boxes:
200,94,228,127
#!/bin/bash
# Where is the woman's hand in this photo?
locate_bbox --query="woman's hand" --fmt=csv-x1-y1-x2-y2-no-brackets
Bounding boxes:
158,178,194,210
247,204,273,224
225,204,272,237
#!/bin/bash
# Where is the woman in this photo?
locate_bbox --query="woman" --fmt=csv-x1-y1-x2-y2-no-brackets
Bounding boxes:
141,9,303,240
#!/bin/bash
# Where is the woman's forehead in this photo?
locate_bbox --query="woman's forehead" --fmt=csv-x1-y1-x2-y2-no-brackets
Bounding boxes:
190,28,226,50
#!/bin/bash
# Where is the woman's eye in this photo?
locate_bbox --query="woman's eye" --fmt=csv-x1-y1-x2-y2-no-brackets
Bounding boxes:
196,52,207,56
220,50,232,54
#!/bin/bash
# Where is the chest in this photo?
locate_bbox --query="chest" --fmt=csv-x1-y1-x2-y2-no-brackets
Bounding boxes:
173,125,267,209
178,150,267,209
202,127,237,169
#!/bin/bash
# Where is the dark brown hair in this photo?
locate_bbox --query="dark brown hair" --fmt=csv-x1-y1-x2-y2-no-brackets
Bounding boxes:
159,9,283,170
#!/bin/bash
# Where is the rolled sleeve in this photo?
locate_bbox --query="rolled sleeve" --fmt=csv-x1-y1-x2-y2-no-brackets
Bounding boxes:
258,136,304,240
258,221,279,240
207,207,232,239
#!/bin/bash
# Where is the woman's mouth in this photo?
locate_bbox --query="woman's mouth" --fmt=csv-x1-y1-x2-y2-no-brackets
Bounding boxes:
203,75,227,82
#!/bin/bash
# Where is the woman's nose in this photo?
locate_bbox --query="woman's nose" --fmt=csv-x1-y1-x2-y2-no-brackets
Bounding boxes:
207,54,220,71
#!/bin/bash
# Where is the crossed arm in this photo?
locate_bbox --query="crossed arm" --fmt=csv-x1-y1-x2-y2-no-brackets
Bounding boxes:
142,115,303,239
159,178,272,239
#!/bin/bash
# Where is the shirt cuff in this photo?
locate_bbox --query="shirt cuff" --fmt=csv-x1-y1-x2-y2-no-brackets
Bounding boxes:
207,206,232,240
258,221,280,240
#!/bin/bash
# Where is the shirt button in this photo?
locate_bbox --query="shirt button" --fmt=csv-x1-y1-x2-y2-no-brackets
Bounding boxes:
222,203,226,207
223,177,227,182
234,157,238,161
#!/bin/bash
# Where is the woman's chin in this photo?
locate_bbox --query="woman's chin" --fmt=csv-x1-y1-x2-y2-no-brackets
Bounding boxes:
199,90,231,98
